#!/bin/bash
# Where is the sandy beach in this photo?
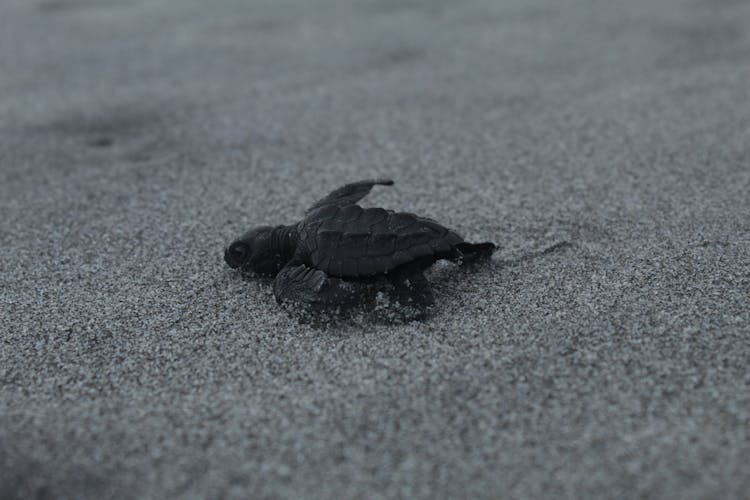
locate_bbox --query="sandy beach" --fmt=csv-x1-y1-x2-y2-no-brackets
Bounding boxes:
1,0,749,498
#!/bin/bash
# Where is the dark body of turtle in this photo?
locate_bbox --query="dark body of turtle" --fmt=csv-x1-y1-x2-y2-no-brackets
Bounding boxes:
225,179,496,312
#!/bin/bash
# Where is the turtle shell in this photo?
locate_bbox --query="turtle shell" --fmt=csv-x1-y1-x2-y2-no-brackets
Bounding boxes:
297,204,464,278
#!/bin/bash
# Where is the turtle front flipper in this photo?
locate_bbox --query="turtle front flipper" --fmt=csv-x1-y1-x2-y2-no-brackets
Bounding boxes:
306,178,393,214
273,261,363,311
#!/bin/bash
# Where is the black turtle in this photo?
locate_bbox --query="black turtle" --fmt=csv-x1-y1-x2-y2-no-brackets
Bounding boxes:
224,179,496,311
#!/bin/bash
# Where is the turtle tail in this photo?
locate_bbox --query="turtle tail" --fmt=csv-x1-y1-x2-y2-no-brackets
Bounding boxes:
454,242,497,263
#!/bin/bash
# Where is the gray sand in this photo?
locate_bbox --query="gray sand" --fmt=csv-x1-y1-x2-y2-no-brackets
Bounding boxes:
1,0,749,498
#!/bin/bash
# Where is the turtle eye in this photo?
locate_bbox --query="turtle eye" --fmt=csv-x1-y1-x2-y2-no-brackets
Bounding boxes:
231,243,249,260
225,241,251,268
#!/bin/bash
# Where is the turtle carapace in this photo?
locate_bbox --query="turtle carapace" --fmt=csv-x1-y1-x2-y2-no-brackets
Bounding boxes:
225,179,496,311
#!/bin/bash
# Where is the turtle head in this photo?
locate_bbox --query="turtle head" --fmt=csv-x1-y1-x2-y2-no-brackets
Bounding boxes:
224,226,284,275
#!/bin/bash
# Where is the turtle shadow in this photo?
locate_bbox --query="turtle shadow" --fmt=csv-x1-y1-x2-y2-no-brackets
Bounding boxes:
230,269,432,326
289,255,508,330
228,241,573,329
280,283,437,329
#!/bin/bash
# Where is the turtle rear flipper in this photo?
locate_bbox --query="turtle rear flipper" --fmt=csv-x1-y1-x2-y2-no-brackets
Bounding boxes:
383,270,435,321
306,178,393,214
388,270,434,307
453,242,497,263
273,261,363,311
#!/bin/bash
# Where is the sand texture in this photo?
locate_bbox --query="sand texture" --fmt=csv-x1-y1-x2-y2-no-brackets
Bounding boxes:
1,0,749,498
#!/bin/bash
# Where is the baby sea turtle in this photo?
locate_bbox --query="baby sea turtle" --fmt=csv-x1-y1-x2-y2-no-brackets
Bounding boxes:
224,179,496,311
